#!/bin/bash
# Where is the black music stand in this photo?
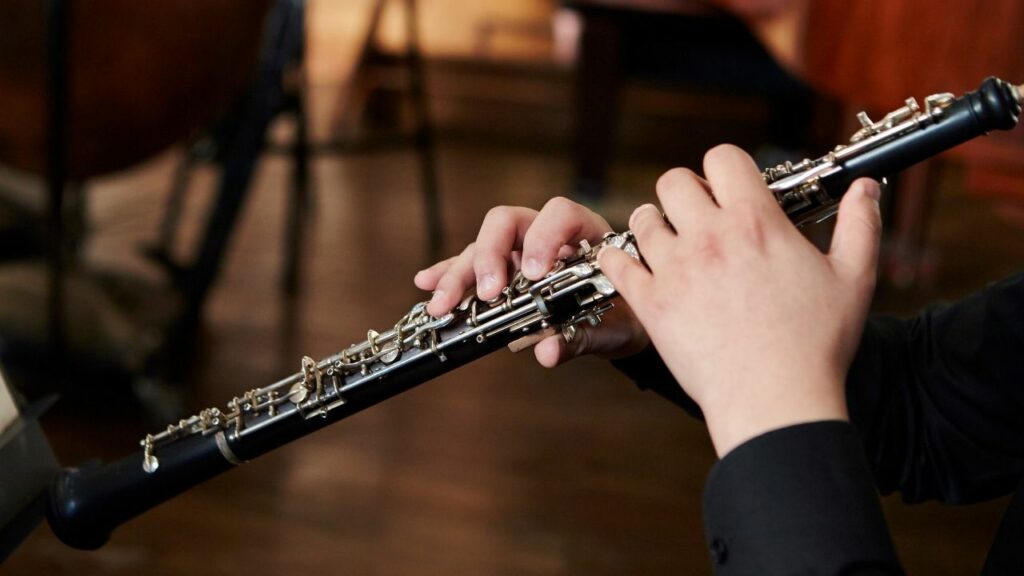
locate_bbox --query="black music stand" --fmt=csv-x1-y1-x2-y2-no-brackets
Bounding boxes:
44,0,71,381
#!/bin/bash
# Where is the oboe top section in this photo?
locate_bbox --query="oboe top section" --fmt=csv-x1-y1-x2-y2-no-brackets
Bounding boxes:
763,76,1023,226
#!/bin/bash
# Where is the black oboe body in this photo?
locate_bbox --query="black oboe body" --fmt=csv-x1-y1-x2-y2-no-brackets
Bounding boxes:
47,77,1023,550
766,76,1021,225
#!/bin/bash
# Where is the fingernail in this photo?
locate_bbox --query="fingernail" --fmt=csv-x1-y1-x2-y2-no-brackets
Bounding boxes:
629,203,656,230
430,289,446,304
477,273,497,295
863,180,882,201
522,256,544,278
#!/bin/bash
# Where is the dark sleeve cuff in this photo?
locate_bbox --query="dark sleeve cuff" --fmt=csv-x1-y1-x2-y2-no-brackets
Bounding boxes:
610,345,703,418
703,421,902,575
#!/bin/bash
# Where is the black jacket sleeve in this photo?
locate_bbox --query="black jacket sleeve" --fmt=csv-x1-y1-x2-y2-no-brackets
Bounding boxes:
848,273,1024,503
703,421,903,575
613,272,1024,504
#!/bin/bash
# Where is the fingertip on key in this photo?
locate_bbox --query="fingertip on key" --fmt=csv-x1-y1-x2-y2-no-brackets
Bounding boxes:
427,290,447,316
477,273,498,298
522,256,545,279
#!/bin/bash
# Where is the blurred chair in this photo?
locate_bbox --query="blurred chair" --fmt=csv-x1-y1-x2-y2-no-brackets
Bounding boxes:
144,0,307,325
561,0,822,202
326,0,443,260
0,0,304,408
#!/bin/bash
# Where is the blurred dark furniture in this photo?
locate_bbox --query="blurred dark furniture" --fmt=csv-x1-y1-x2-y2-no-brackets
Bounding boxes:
562,0,817,200
565,0,1024,285
770,0,1024,284
0,0,288,400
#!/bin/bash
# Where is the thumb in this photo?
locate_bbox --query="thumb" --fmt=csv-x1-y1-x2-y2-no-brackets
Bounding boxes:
534,331,586,368
828,178,883,283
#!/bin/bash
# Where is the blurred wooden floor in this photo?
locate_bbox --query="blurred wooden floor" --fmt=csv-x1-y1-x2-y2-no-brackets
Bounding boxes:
5,1,1024,574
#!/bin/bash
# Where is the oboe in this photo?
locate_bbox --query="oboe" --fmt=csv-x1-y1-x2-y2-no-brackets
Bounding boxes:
48,76,1023,550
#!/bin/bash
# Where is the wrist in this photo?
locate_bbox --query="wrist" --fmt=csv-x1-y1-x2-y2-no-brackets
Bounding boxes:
700,375,849,458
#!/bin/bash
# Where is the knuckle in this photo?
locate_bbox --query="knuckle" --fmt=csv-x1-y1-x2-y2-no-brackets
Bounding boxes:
435,275,458,297
484,205,514,227
440,272,470,296
530,198,584,248
544,197,590,229
705,143,740,162
656,167,696,196
473,251,503,275
692,230,723,261
542,195,576,214
702,143,742,174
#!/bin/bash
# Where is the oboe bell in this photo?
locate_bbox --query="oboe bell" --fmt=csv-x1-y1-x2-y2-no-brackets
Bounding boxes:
45,76,1024,550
